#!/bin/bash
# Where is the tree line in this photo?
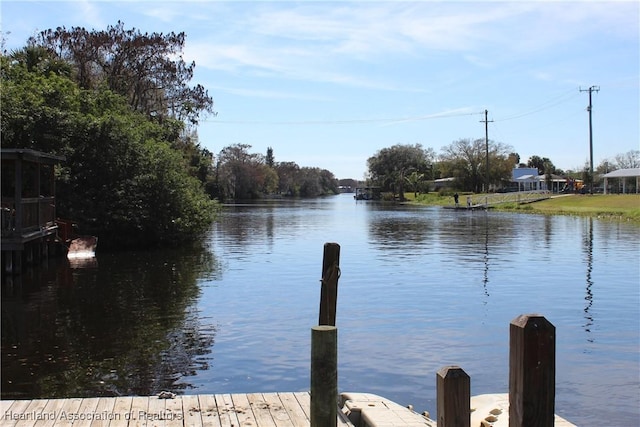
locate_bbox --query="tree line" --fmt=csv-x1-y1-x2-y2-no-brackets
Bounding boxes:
365,141,639,200
1,23,341,248
212,144,338,200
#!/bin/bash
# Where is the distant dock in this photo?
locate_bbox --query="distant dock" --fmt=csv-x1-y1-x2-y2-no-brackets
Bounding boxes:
442,204,492,211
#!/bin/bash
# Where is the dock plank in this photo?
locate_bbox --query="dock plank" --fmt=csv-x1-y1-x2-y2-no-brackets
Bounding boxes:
214,394,237,427
128,396,150,427
15,399,49,427
227,393,257,426
147,396,167,427
165,396,184,427
246,393,277,427
89,397,116,427
277,393,308,426
263,393,295,426
35,398,69,427
51,397,83,427
180,395,202,427
1,399,15,415
229,393,249,426
109,397,133,427
73,398,101,427
292,393,310,420
3,399,33,427
196,395,221,427
1,392,439,427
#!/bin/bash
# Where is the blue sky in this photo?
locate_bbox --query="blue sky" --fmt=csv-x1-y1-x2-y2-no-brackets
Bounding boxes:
2,1,638,179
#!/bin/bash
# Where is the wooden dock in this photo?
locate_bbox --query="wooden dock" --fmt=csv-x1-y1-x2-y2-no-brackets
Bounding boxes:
0,391,438,427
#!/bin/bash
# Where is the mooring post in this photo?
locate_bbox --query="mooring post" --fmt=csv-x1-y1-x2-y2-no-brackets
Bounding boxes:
509,314,555,427
437,366,470,427
310,325,338,427
319,242,340,326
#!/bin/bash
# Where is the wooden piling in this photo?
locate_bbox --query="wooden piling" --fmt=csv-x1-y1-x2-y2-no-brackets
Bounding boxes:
310,325,338,427
437,366,470,427
509,314,555,427
318,243,340,326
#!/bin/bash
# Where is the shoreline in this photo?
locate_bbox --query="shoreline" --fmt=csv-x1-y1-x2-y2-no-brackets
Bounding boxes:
409,193,640,224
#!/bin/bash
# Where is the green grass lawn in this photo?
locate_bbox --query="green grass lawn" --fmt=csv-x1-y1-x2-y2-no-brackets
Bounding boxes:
409,192,640,223
513,194,640,222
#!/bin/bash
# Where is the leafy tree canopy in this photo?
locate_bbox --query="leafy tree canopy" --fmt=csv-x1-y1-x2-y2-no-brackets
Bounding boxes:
367,143,435,200
527,155,557,175
2,44,218,249
439,138,514,193
214,144,338,201
29,21,215,126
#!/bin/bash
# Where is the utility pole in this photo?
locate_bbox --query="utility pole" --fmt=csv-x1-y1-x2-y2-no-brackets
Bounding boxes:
480,109,493,192
580,86,599,194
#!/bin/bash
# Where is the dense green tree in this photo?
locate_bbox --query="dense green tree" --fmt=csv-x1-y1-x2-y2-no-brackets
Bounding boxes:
297,167,338,197
266,147,275,167
1,46,218,249
527,155,557,175
275,161,301,196
217,143,267,200
439,139,485,192
215,145,338,199
508,152,521,166
367,143,434,201
439,138,514,192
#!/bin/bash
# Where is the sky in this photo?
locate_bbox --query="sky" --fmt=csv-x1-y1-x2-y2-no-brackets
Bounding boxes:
2,1,638,180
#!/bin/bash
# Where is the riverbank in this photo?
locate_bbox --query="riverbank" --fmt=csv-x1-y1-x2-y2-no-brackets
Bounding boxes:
410,193,640,223
499,194,640,223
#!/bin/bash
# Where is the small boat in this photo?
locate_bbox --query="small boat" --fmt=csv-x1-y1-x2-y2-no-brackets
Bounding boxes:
67,235,98,259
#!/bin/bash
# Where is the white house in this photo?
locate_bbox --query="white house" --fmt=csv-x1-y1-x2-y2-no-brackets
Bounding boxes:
512,168,575,193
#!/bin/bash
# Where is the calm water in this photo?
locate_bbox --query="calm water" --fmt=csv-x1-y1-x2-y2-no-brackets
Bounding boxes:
2,194,639,425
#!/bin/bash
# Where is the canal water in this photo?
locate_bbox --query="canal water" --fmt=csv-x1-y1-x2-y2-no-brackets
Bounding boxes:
2,194,639,425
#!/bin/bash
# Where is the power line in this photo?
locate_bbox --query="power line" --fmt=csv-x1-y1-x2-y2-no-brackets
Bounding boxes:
494,89,581,122
200,88,588,128
201,110,482,125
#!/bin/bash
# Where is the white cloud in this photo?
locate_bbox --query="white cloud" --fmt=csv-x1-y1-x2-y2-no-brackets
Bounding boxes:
182,1,637,92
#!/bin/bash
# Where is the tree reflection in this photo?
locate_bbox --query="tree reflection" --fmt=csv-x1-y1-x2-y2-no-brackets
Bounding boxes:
1,241,219,399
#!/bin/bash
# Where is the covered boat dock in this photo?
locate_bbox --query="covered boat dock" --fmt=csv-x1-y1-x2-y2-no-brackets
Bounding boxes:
1,148,65,274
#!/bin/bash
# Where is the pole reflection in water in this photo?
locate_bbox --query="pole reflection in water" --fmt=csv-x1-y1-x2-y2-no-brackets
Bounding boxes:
582,217,594,342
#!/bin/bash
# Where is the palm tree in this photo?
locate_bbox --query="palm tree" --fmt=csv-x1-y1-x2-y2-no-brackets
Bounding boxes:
405,171,425,198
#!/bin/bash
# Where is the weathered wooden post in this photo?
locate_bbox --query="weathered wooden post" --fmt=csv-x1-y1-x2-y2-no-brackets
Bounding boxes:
509,314,555,427
311,325,338,427
319,242,340,326
437,366,470,427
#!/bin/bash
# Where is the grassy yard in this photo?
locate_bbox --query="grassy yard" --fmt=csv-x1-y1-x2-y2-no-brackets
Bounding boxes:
508,194,640,223
409,192,640,223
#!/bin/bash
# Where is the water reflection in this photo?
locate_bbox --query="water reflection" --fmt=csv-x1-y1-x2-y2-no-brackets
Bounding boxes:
582,218,594,342
1,241,219,399
1,196,638,426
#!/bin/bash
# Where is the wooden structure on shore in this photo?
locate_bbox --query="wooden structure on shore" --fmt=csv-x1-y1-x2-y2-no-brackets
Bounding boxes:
1,149,66,275
0,392,354,427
